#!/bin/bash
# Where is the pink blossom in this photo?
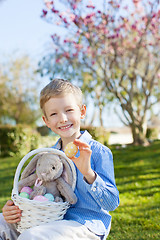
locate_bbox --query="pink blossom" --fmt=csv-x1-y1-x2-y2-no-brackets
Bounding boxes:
131,24,137,30
123,6,128,10
45,1,54,10
73,52,78,57
56,21,61,25
117,47,123,54
69,13,76,22
63,18,68,24
151,23,155,28
72,4,77,10
51,34,55,39
133,37,138,42
86,46,91,54
51,8,59,14
56,58,60,63
73,16,79,25
104,29,109,34
42,10,48,16
85,33,90,38
152,13,156,18
133,0,140,4
64,39,70,43
63,52,70,58
86,5,95,9
157,72,160,78
86,13,95,19
74,43,83,50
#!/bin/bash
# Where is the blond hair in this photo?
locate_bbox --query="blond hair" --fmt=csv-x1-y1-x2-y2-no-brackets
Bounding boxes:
40,79,83,114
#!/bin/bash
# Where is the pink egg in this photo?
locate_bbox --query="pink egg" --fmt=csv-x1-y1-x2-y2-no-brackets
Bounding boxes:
20,187,33,195
33,195,49,202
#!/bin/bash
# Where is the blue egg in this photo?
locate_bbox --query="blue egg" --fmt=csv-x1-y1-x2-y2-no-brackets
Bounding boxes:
44,193,54,201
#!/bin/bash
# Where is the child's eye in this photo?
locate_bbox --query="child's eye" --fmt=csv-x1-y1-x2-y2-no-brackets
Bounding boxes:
50,113,57,116
67,109,74,112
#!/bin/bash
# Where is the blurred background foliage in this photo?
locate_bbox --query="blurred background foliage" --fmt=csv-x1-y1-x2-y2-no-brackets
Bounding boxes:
0,0,160,157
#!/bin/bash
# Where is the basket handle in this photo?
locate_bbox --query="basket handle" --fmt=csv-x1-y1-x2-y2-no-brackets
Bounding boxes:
12,148,77,196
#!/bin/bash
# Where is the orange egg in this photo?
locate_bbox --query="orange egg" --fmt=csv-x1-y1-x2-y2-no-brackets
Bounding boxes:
64,142,78,158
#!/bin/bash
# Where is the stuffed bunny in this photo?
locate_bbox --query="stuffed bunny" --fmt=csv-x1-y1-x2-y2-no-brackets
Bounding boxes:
18,152,77,204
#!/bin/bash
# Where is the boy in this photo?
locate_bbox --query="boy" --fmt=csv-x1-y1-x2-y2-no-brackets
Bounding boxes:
0,79,119,240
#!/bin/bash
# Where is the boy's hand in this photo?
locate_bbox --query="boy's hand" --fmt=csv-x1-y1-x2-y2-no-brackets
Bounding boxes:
2,200,21,223
71,139,96,184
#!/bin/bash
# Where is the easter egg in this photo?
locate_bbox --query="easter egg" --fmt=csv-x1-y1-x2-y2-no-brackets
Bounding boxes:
19,192,30,199
64,142,78,158
33,195,49,202
44,193,54,201
20,187,33,195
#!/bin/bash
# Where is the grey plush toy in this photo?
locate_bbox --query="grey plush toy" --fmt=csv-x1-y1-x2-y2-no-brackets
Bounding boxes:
18,153,77,204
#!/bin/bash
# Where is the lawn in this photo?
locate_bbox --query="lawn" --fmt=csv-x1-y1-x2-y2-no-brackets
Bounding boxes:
108,141,160,240
0,141,160,239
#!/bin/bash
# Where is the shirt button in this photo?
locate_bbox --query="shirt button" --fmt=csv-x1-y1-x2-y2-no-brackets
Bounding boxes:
100,199,103,202
92,187,96,192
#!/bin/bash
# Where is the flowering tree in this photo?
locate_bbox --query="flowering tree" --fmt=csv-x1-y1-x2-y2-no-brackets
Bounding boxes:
39,0,160,145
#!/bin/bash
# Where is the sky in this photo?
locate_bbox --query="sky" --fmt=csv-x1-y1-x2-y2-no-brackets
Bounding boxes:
0,0,54,58
0,0,123,127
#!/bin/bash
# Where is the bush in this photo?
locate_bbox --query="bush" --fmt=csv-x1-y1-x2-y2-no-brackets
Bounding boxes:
80,125,110,145
37,126,51,136
0,124,40,157
37,135,59,148
146,127,159,140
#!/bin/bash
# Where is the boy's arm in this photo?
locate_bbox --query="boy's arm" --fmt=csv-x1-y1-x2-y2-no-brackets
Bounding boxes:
86,148,119,211
72,139,119,211
2,200,21,223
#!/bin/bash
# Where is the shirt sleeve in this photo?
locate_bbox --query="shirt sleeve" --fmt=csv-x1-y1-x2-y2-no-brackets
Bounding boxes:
83,143,119,211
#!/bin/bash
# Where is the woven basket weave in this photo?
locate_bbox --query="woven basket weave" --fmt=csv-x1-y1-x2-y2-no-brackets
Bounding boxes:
11,148,76,233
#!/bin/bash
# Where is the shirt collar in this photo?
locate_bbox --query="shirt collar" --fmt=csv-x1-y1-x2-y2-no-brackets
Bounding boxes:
53,138,62,150
53,130,92,150
79,130,92,142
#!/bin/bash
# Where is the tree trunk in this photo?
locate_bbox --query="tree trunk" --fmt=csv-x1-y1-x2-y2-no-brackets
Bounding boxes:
99,104,103,127
130,122,149,146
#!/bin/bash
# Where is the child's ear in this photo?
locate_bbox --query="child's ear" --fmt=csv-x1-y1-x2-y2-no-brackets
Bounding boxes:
42,115,50,128
80,104,86,119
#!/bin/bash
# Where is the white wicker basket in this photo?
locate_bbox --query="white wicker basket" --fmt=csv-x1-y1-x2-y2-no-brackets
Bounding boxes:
11,148,77,233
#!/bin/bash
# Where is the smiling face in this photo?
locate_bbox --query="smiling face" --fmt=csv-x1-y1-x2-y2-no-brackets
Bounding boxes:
42,93,86,148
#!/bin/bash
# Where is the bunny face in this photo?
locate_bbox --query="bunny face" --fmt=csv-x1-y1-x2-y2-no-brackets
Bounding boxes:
36,154,63,182
18,151,77,204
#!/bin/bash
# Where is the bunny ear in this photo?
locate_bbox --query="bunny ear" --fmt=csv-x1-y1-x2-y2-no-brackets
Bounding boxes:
59,156,73,186
20,153,44,180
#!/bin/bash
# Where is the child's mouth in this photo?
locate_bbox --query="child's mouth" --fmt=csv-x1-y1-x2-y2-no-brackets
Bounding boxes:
59,124,73,130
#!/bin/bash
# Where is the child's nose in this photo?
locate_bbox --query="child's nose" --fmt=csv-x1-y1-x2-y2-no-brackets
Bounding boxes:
59,113,68,122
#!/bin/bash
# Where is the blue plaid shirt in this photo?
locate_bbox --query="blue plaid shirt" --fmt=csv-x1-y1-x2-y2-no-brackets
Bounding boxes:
53,131,119,238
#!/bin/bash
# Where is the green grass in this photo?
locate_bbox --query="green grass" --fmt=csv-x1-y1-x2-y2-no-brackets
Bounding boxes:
0,156,20,208
108,141,160,240
0,141,160,239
